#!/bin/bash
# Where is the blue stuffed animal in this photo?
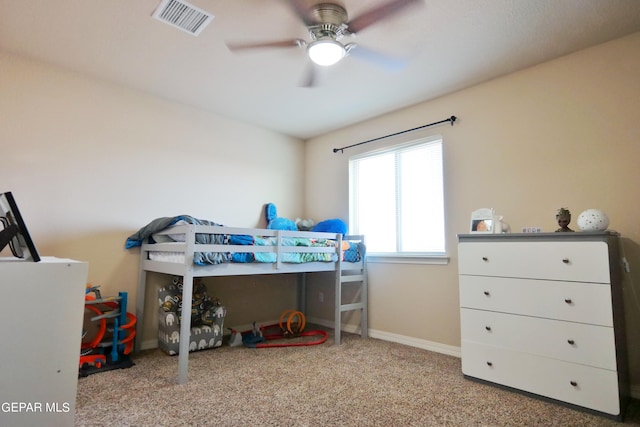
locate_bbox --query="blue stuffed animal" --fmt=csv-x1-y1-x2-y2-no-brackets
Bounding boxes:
312,218,347,235
265,203,297,231
264,203,348,235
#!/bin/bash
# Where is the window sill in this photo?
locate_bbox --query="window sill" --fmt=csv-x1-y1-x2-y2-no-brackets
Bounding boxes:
366,253,450,265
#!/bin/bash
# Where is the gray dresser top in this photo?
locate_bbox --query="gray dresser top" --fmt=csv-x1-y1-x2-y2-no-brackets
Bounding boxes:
458,230,619,243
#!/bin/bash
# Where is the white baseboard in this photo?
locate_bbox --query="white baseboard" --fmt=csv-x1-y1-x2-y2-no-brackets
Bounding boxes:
306,316,461,358
368,329,462,358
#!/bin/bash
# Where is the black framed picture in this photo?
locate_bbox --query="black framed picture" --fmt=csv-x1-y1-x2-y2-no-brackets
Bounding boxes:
0,192,40,262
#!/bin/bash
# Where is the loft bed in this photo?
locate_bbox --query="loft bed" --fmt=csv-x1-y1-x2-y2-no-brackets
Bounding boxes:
128,217,367,384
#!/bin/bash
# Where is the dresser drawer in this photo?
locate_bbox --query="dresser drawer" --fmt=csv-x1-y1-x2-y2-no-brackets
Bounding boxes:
461,308,616,369
461,341,621,416
459,275,613,326
458,241,611,283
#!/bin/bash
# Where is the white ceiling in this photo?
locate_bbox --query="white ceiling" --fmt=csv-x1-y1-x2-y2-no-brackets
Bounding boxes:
2,0,640,140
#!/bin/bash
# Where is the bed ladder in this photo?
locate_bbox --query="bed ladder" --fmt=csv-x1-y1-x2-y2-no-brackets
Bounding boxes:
334,235,368,344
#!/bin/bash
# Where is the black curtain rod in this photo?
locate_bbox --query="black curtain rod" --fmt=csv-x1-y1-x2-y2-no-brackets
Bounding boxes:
333,115,457,153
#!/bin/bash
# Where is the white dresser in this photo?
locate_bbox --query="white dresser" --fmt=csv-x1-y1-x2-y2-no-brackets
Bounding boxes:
458,232,629,419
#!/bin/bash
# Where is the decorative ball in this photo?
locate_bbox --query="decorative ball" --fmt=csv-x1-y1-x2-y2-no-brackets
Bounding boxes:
577,209,609,231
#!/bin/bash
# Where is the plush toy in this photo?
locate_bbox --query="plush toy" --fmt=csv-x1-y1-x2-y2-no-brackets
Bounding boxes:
264,203,347,235
312,218,348,235
265,203,297,231
295,218,315,231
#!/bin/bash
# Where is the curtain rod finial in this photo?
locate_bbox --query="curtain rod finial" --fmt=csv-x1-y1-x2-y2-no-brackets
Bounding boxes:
450,115,457,125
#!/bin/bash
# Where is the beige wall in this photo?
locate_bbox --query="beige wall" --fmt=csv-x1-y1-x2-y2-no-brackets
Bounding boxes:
305,33,640,385
0,52,306,343
2,32,639,388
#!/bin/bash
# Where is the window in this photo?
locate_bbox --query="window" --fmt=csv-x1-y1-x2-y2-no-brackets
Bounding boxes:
349,136,445,257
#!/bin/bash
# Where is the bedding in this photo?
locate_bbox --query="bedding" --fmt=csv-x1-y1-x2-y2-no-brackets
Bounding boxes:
126,215,231,265
125,215,223,248
126,216,364,266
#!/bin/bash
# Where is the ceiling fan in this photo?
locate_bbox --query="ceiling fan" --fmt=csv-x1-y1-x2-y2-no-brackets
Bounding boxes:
226,0,422,86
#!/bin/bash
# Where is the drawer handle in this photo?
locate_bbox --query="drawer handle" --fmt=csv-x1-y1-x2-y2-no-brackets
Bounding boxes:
482,256,489,262
562,258,570,264
486,361,493,367
564,298,572,304
485,326,492,331
483,291,490,296
567,339,575,345
570,381,578,387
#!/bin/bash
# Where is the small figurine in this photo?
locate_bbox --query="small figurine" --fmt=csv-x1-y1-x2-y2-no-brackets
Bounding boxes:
555,207,574,232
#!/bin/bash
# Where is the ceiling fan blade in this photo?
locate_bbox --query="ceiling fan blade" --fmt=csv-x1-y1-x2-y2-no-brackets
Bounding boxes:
347,44,407,72
226,39,306,51
286,0,316,27
348,0,422,33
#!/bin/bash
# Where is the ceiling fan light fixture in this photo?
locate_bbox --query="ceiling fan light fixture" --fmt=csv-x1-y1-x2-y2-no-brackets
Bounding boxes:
307,39,345,66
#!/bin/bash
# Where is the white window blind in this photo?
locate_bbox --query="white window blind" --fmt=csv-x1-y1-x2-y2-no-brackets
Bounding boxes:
349,136,445,255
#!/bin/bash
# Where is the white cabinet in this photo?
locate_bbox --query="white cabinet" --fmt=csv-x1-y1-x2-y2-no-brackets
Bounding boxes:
458,232,629,419
0,257,88,427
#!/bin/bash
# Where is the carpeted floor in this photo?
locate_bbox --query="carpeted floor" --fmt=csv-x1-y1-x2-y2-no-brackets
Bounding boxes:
75,330,640,426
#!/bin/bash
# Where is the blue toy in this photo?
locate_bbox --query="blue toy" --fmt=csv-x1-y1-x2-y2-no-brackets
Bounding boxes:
312,218,348,235
265,203,297,231
264,203,348,235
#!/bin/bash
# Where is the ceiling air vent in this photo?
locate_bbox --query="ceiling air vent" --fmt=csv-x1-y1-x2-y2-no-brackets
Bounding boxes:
152,0,214,36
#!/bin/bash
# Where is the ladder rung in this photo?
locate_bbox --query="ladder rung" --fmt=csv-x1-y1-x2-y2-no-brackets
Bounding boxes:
340,302,364,312
341,275,363,283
